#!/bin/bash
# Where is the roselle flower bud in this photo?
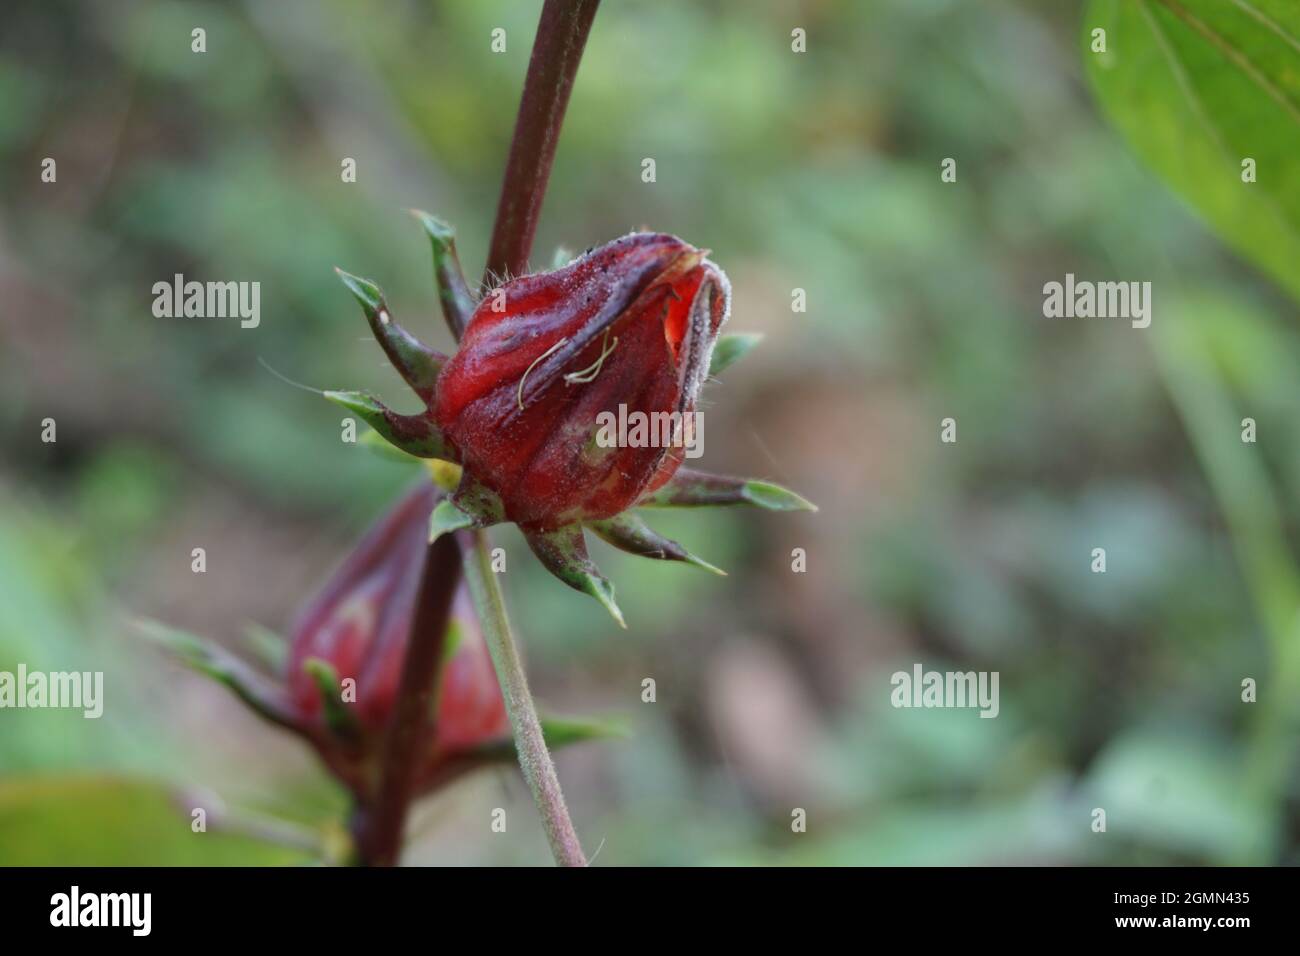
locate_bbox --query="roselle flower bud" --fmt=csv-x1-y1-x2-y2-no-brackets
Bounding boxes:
329,216,813,626
435,232,730,530
144,479,616,802
285,483,508,796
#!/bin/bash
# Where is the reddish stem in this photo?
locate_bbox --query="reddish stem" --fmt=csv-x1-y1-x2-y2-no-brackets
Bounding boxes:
484,0,601,281
351,533,461,866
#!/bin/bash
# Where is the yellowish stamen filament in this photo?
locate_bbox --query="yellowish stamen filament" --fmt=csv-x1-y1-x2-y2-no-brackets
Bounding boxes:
517,337,568,411
564,329,619,386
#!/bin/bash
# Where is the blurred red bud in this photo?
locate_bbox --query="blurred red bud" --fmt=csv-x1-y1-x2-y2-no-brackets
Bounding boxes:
435,232,730,530
286,484,508,797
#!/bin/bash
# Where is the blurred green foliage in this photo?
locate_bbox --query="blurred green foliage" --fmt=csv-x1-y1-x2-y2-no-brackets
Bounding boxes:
1,0,1297,865
1088,0,1300,304
0,777,316,866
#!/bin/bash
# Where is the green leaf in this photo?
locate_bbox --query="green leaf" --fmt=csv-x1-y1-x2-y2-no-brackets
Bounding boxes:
1151,293,1300,693
1085,0,1300,305
0,777,316,865
1086,731,1272,863
707,332,763,378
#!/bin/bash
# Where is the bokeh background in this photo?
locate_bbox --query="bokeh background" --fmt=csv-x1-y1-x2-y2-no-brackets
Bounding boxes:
2,0,1298,865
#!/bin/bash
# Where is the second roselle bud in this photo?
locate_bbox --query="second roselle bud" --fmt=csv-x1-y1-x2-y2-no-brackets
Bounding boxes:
146,478,619,810
286,483,509,798
434,232,730,530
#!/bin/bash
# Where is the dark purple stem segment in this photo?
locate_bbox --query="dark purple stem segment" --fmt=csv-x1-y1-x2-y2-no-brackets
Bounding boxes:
484,0,601,282
351,533,461,866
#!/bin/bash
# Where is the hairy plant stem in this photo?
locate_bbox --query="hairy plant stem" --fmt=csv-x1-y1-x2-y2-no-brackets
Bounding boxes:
353,0,599,867
351,532,461,866
466,0,600,868
458,530,586,865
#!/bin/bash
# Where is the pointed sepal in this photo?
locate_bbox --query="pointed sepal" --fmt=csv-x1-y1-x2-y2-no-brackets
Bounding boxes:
323,390,451,460
638,468,817,512
173,785,336,862
471,714,629,764
708,332,763,378
133,618,301,734
523,524,626,628
538,713,632,747
421,712,628,792
588,513,726,575
410,210,476,339
451,473,505,523
242,622,288,672
358,427,423,465
428,497,481,542
428,473,505,542
335,267,445,401
301,657,361,741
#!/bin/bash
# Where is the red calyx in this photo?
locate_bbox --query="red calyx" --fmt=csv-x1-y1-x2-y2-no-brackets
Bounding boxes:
435,232,730,530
